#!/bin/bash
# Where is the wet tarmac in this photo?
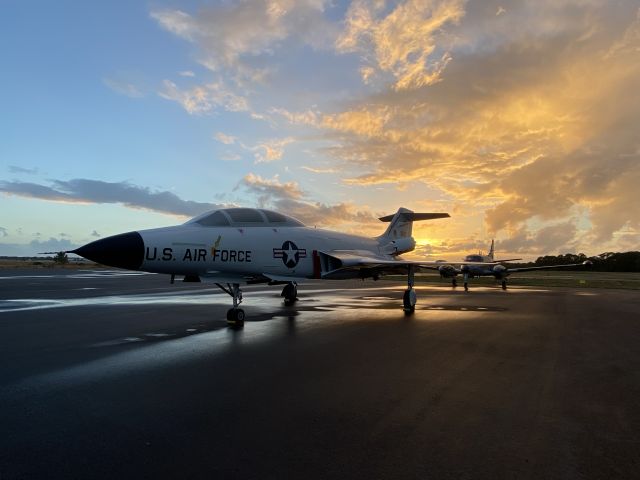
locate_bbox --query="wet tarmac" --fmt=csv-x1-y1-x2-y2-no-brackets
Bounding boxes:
1,269,639,479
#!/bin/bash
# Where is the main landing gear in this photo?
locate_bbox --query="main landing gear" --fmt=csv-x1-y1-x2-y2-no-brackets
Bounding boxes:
281,282,298,306
463,272,469,292
452,278,457,288
215,283,245,326
403,265,417,313
501,279,508,290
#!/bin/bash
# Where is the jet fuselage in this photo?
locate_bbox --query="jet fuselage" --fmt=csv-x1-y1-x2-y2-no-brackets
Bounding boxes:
78,224,381,280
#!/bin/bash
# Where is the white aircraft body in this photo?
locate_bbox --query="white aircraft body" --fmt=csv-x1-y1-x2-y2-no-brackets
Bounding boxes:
432,240,591,291
70,207,489,325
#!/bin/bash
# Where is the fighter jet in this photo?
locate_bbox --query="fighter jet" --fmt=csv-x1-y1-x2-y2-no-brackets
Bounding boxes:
69,207,488,325
432,240,592,291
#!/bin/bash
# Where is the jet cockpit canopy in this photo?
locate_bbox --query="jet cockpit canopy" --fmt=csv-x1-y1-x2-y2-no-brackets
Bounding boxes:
185,208,305,227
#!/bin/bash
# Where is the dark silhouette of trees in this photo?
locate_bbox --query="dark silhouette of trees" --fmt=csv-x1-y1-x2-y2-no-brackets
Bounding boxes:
54,252,69,264
506,252,640,272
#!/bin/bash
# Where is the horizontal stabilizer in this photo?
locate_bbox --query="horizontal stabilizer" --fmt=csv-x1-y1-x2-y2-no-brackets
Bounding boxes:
379,212,449,222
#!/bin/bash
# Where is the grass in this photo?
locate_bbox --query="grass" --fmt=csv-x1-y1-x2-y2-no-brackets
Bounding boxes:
391,270,640,290
0,258,100,269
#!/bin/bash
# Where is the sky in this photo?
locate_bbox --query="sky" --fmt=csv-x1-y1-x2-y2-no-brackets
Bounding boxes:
1,0,639,259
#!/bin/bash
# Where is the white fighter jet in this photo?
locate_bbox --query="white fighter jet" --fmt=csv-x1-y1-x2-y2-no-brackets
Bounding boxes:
69,207,490,325
432,239,592,291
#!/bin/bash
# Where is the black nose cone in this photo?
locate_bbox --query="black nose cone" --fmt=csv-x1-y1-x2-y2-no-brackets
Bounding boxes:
73,231,144,270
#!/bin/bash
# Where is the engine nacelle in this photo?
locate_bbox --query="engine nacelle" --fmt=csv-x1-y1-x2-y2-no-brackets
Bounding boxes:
380,237,416,255
438,264,457,278
492,264,507,278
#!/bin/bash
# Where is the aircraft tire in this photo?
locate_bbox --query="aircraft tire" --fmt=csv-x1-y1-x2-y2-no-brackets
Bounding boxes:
226,308,245,326
282,283,297,305
402,289,416,313
501,280,507,290
464,283,468,292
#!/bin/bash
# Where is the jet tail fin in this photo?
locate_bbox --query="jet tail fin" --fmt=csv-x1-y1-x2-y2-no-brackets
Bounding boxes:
378,207,449,240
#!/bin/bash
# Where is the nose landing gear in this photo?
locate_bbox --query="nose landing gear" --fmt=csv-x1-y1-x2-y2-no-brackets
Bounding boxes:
216,283,245,326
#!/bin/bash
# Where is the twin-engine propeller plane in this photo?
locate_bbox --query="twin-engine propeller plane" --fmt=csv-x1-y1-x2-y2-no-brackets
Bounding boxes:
431,240,592,291
68,207,490,326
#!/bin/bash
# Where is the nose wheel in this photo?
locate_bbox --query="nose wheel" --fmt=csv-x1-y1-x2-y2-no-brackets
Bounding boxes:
216,282,245,327
227,307,245,323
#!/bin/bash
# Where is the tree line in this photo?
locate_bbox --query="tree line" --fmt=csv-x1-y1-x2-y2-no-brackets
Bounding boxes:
506,251,640,272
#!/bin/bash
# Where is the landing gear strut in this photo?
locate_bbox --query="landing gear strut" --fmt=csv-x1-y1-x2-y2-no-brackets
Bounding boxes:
403,265,417,313
281,282,298,306
501,279,507,290
452,278,457,288
216,283,245,326
463,272,469,292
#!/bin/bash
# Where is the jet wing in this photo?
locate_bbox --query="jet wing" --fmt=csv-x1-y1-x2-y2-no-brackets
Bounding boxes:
505,261,592,273
201,271,270,284
318,250,488,279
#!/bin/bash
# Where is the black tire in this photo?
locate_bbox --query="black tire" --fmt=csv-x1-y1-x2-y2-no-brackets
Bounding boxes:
501,281,507,290
452,279,457,288
282,284,297,305
464,283,468,292
402,289,415,312
226,308,245,325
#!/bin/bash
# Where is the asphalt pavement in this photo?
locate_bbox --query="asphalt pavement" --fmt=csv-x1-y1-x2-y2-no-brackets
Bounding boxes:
1,269,639,479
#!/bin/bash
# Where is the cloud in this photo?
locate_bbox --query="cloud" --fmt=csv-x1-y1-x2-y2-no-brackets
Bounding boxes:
239,137,294,163
0,178,225,217
300,166,338,174
336,0,465,90
312,0,640,253
151,1,334,83
178,70,195,77
322,106,390,137
158,79,249,114
497,222,579,255
270,107,319,126
0,227,7,237
214,132,237,145
103,77,144,98
9,165,38,175
240,173,379,231
241,173,304,201
0,237,78,257
253,138,294,163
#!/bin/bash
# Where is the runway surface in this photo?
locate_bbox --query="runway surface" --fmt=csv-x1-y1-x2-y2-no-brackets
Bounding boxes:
1,269,639,479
